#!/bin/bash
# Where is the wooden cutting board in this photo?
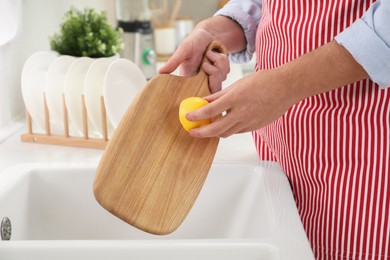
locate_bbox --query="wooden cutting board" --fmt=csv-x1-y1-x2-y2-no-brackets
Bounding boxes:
94,41,227,235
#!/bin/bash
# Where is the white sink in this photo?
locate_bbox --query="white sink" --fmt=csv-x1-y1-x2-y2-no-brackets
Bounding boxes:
0,163,314,260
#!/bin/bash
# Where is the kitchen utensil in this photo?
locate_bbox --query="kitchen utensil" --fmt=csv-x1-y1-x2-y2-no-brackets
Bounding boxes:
153,24,176,56
169,0,182,25
94,41,227,235
44,55,76,135
116,0,156,79
175,17,194,47
21,51,58,133
64,57,95,137
84,57,116,138
103,58,147,128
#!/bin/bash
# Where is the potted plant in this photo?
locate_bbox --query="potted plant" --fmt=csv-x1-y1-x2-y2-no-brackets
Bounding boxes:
49,7,123,58
44,7,124,140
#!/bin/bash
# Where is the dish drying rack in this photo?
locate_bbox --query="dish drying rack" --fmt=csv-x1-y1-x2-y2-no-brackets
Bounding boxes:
21,94,109,149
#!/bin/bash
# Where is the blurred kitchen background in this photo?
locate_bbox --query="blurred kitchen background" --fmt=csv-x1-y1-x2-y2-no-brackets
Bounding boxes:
0,0,252,141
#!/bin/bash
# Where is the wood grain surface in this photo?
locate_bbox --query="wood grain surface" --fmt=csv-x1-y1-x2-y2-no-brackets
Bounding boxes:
94,41,227,235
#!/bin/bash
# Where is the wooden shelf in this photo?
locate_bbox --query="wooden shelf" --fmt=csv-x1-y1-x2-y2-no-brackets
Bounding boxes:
21,94,109,150
21,133,107,149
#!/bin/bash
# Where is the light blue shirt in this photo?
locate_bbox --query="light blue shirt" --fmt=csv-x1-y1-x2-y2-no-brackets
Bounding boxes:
215,0,390,88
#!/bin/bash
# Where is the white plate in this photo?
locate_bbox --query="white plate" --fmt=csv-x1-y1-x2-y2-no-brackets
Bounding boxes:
21,51,58,132
84,58,116,138
64,57,95,137
44,55,76,135
103,59,146,128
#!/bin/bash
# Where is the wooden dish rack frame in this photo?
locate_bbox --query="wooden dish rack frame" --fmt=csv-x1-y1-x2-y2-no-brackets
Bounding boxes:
21,94,109,149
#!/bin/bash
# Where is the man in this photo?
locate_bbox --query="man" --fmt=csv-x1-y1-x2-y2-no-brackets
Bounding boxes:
160,0,390,259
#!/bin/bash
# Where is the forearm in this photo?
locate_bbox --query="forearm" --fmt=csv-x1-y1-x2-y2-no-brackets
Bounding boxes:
276,40,369,104
194,16,246,54
335,0,390,88
186,40,370,138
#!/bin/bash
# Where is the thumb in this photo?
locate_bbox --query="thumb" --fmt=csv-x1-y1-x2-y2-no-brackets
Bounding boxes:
158,44,190,74
158,55,181,74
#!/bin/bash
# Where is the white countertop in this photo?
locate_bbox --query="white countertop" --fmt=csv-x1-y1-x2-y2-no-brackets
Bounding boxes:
0,125,258,172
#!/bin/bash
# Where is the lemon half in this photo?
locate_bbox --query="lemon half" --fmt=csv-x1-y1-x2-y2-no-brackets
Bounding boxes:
179,97,211,132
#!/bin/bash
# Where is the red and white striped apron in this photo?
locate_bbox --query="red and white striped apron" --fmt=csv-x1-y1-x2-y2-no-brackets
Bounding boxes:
254,0,390,259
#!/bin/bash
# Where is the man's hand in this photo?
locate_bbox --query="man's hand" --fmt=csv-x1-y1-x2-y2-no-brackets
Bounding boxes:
186,40,369,138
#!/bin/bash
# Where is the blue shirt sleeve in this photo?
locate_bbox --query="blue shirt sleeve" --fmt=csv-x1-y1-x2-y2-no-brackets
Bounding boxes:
214,0,262,64
335,0,390,88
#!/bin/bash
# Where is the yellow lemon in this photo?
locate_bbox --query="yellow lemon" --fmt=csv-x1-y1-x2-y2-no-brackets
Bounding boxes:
179,97,211,132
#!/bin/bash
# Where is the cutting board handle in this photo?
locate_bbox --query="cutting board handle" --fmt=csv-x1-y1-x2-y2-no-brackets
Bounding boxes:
196,41,228,90
201,41,228,64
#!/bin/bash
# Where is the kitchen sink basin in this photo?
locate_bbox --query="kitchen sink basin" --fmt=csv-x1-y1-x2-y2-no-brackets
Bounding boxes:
0,163,314,260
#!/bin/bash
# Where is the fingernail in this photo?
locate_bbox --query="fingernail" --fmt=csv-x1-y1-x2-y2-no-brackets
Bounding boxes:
189,129,198,138
186,112,194,121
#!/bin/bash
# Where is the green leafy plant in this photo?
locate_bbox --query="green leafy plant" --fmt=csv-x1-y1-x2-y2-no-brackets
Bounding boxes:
50,7,123,58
